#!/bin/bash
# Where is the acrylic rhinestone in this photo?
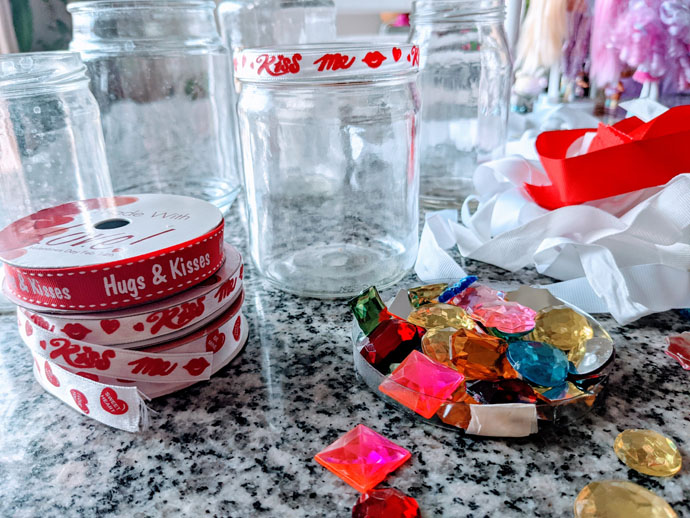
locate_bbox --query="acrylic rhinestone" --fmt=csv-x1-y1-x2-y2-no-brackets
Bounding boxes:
379,350,465,418
436,389,479,429
613,429,682,477
528,306,594,351
466,379,541,404
570,337,615,377
407,304,475,331
506,341,569,387
361,318,424,373
437,275,478,303
350,286,388,336
314,424,411,493
448,284,505,311
352,488,421,518
470,301,537,334
574,480,678,518
408,283,447,308
666,332,690,370
449,329,518,380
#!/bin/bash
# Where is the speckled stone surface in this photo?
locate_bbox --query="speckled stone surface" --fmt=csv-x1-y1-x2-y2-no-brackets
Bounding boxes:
0,201,688,518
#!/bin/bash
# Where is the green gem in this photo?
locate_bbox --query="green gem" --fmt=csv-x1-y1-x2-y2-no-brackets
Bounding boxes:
407,283,448,308
488,327,534,341
348,286,387,336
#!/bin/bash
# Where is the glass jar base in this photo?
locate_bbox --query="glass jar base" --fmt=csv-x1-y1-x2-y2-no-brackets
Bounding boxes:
421,177,475,209
117,178,240,215
262,243,411,299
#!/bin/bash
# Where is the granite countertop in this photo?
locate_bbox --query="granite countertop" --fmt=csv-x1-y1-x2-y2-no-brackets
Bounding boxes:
0,202,688,518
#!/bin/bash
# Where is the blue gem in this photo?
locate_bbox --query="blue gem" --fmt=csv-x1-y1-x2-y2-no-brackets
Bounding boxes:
506,341,569,387
437,275,478,303
677,308,690,321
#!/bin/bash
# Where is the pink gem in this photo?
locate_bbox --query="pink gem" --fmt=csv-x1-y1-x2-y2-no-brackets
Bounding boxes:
469,301,536,334
314,425,411,493
379,350,465,418
448,284,504,311
666,332,690,370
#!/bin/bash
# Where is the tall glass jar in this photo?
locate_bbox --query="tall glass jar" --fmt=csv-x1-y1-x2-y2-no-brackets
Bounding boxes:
68,0,240,213
0,52,113,312
411,0,512,208
235,44,420,298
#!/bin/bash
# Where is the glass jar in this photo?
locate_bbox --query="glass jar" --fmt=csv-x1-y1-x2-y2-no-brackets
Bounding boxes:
235,43,420,298
410,0,512,208
68,0,240,214
0,52,113,312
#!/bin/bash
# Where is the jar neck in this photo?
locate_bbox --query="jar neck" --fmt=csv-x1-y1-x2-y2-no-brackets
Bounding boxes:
68,0,223,53
411,0,505,25
0,52,89,98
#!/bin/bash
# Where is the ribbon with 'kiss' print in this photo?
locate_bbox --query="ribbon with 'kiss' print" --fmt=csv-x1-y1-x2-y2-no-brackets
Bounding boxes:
31,305,248,432
15,244,244,348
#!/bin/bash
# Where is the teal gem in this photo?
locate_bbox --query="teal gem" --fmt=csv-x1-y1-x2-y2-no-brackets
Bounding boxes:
506,340,569,387
348,286,387,336
488,327,533,341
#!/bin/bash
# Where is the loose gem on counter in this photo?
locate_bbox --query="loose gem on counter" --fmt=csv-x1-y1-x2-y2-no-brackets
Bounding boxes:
314,424,411,493
349,286,389,336
407,283,447,308
448,284,505,311
613,429,682,477
506,341,569,387
666,332,690,370
407,304,476,331
360,319,424,374
528,306,594,351
352,488,421,518
466,379,541,404
574,480,678,518
470,301,537,335
436,389,479,429
379,350,465,418
437,276,478,303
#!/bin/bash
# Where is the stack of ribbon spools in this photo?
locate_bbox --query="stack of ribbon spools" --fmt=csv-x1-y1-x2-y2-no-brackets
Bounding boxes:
0,194,247,432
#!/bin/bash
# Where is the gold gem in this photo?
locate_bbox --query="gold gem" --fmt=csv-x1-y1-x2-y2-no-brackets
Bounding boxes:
408,283,448,308
421,328,457,367
574,480,677,518
407,303,475,331
613,429,682,477
528,306,594,351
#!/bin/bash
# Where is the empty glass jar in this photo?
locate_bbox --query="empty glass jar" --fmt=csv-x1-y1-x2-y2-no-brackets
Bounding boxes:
0,52,113,312
68,0,240,213
411,0,512,208
236,43,420,298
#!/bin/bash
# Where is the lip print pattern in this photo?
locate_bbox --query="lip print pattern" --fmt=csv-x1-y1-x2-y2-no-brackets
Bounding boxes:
61,323,92,341
44,361,60,387
100,388,129,415
362,51,387,69
206,330,226,353
100,319,120,335
182,357,211,376
232,316,242,341
70,389,90,414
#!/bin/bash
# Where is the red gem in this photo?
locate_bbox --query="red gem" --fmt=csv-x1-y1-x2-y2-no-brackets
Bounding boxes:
352,488,421,518
666,332,690,370
360,319,423,373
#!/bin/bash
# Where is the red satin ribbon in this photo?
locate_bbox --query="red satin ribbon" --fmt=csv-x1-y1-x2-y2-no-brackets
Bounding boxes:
525,105,690,210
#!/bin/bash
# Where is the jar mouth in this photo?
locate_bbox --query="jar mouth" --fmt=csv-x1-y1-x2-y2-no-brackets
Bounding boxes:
67,0,214,13
412,0,505,23
0,52,88,97
235,42,419,84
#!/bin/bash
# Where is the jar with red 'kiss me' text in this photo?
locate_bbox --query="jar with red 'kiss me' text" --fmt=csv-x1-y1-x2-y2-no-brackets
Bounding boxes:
235,43,420,298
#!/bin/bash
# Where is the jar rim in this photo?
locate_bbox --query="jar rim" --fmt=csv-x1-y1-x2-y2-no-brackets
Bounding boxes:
67,0,215,13
412,0,505,23
235,42,419,84
0,51,88,97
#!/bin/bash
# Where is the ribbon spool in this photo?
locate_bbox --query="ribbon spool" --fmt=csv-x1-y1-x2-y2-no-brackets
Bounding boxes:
0,194,224,311
15,244,244,348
